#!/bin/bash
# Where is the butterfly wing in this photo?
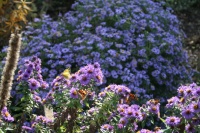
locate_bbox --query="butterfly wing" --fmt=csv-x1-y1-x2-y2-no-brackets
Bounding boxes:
78,89,88,100
125,93,138,104
62,68,71,79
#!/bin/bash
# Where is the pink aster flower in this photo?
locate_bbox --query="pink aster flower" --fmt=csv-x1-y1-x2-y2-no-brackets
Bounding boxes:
28,78,40,91
1,107,14,122
69,87,79,99
165,116,180,127
182,107,195,119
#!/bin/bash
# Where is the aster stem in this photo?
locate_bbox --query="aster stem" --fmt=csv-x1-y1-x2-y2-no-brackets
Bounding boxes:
16,112,25,132
65,108,77,133
0,31,21,111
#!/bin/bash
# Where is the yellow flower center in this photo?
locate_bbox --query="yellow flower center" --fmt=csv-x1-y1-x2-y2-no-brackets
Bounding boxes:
73,91,77,95
170,118,175,122
5,112,10,117
194,104,199,110
118,88,122,92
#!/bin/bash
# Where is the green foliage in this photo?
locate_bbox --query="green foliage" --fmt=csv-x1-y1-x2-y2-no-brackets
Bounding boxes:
32,0,75,19
156,0,200,11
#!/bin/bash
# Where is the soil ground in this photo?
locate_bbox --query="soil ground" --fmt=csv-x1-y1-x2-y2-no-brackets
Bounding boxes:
176,6,200,72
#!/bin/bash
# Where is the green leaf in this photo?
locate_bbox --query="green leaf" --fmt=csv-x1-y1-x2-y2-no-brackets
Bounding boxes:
12,107,22,111
85,102,90,108
150,119,154,124
5,127,14,131
142,121,145,128
159,117,166,123
161,129,172,133
13,113,23,118
0,129,4,133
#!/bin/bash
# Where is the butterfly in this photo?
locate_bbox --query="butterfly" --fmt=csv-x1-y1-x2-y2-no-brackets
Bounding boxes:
78,89,88,100
62,68,71,79
125,93,138,104
149,99,160,105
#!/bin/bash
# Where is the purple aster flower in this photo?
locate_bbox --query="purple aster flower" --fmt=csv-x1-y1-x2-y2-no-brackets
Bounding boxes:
28,78,40,91
33,95,42,103
185,124,195,133
22,125,33,131
166,96,179,108
190,83,197,88
148,104,160,115
88,107,98,115
69,88,79,99
36,74,43,81
25,68,33,76
117,123,124,129
192,86,200,96
191,117,200,125
140,129,153,133
133,111,143,121
22,71,31,80
130,104,140,111
115,85,131,97
70,74,78,83
131,122,138,131
189,102,200,113
105,84,117,92
184,86,193,98
151,47,160,54
165,116,180,127
177,86,186,97
87,91,95,100
98,91,106,98
101,124,114,131
1,107,14,122
35,115,53,124
119,117,128,126
27,63,34,70
45,91,54,101
125,107,134,118
182,107,195,119
40,81,49,89
94,72,103,84
22,122,33,131
85,64,95,77
79,74,91,85
117,104,129,116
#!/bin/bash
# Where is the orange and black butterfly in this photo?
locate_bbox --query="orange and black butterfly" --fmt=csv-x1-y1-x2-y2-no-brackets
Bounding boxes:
78,89,88,100
149,99,160,105
125,93,138,104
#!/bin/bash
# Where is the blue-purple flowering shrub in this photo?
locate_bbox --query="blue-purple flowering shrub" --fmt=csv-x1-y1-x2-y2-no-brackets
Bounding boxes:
20,0,192,101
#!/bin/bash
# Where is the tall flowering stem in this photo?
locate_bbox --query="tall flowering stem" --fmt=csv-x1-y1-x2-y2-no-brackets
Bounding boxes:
0,32,22,110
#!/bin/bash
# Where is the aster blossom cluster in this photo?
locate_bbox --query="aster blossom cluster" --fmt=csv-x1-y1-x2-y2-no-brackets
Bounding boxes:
0,56,199,132
0,56,51,132
34,59,162,132
17,0,193,102
13,56,49,104
21,115,53,132
44,62,103,103
164,83,200,133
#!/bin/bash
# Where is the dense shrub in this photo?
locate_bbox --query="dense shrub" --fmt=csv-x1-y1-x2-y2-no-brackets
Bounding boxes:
20,0,192,101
